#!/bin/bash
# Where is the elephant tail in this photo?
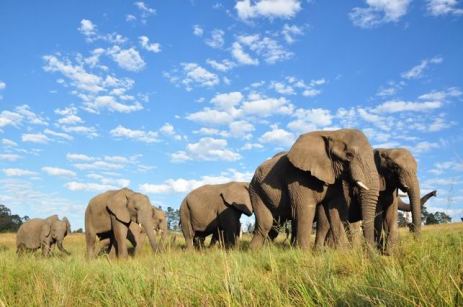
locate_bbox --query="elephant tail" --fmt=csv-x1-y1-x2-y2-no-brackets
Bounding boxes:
179,198,194,240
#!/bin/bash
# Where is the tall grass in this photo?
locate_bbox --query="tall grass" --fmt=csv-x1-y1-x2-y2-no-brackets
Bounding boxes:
0,223,462,306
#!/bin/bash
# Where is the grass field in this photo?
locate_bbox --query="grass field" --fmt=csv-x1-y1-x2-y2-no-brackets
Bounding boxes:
0,224,462,306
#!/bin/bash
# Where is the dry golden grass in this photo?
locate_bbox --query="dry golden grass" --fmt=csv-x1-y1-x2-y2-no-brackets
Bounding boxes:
0,223,462,306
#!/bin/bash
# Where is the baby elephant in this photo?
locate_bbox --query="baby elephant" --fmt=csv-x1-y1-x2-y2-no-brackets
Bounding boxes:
180,182,252,249
16,215,71,256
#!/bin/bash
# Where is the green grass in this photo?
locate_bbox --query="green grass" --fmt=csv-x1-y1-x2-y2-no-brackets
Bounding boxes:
0,224,462,306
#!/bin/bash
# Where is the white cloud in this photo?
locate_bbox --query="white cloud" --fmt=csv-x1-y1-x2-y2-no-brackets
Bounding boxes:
374,100,443,113
66,153,95,162
87,95,143,113
62,125,98,138
211,92,244,110
126,14,137,22
135,1,156,19
411,141,440,154
205,29,225,49
65,177,130,192
21,133,50,144
236,34,293,64
110,125,159,143
261,124,295,147
231,42,259,65
171,137,241,162
0,105,48,129
0,154,21,161
282,24,304,44
166,63,220,91
206,59,236,72
0,81,6,90
107,47,146,72
44,128,73,141
241,143,263,150
242,96,293,116
186,108,234,125
426,0,463,16
349,0,412,28
287,108,333,133
229,120,255,139
139,169,253,194
2,168,38,177
139,36,161,53
401,56,443,79
193,25,204,36
42,167,76,178
2,139,18,147
78,19,97,37
235,0,302,20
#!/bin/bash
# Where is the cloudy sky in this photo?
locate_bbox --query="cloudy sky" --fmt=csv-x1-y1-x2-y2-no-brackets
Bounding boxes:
1,0,462,228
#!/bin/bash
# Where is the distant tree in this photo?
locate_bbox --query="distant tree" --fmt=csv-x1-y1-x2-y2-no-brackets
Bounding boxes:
73,228,83,233
246,222,254,233
0,204,28,232
424,211,451,225
398,212,408,227
166,206,180,231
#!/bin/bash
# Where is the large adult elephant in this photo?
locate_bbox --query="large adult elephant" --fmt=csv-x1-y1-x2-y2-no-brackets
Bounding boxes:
315,148,426,253
250,129,380,250
180,182,252,249
16,215,71,256
85,188,161,258
98,206,168,256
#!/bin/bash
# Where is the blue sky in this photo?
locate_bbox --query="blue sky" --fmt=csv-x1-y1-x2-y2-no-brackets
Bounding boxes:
1,0,462,229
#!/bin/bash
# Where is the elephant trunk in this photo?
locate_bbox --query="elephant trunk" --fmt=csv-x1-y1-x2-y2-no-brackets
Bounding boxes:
397,190,436,211
351,154,380,247
140,215,158,253
160,219,168,241
405,174,421,235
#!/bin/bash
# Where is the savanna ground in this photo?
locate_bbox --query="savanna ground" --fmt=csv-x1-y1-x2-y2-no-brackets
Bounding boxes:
0,224,462,306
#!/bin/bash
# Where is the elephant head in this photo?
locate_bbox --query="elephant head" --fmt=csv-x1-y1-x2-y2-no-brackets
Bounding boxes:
375,148,422,235
287,129,380,245
220,182,253,217
51,218,71,242
152,206,168,240
107,188,159,253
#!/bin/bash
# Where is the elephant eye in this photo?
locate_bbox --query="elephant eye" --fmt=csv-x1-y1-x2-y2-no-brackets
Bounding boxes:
345,151,355,161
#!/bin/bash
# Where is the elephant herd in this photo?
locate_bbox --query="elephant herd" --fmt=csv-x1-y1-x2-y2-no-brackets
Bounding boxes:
15,129,437,258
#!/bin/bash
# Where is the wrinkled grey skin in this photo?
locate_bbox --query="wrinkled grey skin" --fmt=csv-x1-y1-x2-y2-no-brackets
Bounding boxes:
99,207,168,257
16,215,71,256
250,129,380,250
85,188,162,258
180,182,252,249
318,190,437,250
315,148,427,253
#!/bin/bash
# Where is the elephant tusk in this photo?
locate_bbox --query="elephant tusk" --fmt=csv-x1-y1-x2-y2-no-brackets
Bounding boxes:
356,181,369,191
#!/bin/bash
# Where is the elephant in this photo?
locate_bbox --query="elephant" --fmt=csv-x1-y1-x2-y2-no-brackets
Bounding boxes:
315,148,426,253
16,215,71,256
85,188,161,258
249,129,380,250
98,206,168,257
317,190,437,250
180,182,252,249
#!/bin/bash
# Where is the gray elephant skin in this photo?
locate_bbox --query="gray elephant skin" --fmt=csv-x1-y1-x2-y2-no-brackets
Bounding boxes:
16,215,71,256
180,182,252,249
249,129,380,250
316,147,429,253
85,188,163,258
99,207,167,257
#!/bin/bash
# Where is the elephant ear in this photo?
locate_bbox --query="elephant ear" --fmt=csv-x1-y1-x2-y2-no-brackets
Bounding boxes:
221,182,253,217
62,217,71,235
287,132,335,184
40,221,51,239
106,189,131,224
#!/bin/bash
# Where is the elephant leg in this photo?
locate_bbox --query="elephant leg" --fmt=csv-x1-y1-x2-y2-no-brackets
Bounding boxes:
384,200,398,255
347,221,362,248
57,241,71,255
249,191,273,250
127,229,138,256
111,217,129,258
98,238,111,255
85,228,97,259
327,205,349,249
374,204,385,250
41,241,51,257
182,227,195,251
315,204,330,250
